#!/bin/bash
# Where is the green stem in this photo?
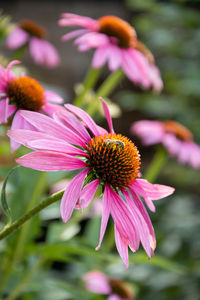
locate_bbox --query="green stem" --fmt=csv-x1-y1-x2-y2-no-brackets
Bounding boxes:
0,190,64,241
144,147,168,183
86,69,125,116
73,67,102,107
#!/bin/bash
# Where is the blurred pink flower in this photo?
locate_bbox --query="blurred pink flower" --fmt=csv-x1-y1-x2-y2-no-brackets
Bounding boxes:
131,120,200,168
8,98,174,267
6,19,60,67
0,60,64,151
83,270,134,299
59,14,163,91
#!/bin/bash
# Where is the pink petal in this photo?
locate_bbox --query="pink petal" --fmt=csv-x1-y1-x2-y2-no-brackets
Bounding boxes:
162,133,181,156
59,14,99,31
16,151,87,171
10,110,28,152
6,60,21,81
134,179,175,212
114,226,129,268
99,97,114,134
108,294,122,300
44,90,64,104
92,45,110,69
29,38,60,68
76,179,100,209
62,29,89,41
28,139,88,157
0,98,9,124
129,186,156,252
65,104,100,136
6,27,29,49
83,271,111,294
96,125,108,135
54,109,91,144
42,103,65,117
60,168,89,223
96,184,111,250
75,32,108,51
20,110,86,148
107,45,122,71
131,120,164,145
186,142,200,168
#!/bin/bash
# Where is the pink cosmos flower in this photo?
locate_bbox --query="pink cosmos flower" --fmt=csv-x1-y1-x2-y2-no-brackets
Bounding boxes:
131,120,200,169
6,19,60,67
7,98,174,267
59,14,163,91
0,60,64,151
83,270,134,300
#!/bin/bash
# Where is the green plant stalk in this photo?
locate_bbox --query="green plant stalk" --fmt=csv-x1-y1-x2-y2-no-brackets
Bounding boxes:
73,67,102,107
0,189,64,241
144,146,168,183
86,69,125,116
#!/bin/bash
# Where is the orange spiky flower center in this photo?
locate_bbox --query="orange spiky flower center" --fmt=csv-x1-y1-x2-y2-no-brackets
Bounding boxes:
20,19,46,39
109,279,134,299
7,76,45,111
87,133,140,189
164,121,193,141
98,15,136,48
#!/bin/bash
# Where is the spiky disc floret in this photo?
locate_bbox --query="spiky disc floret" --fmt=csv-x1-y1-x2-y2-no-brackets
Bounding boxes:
7,76,45,111
87,133,141,189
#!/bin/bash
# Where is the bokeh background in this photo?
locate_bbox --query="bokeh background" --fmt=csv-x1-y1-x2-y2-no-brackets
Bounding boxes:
0,0,200,299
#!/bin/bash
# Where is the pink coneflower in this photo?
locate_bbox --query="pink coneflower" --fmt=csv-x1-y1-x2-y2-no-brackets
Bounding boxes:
59,14,163,91
8,98,174,267
6,19,60,67
131,120,200,168
83,270,134,300
0,60,63,151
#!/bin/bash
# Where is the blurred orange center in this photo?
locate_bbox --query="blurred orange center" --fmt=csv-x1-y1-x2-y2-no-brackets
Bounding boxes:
164,121,193,141
87,133,140,189
109,279,134,299
20,19,46,38
7,76,45,111
98,15,136,48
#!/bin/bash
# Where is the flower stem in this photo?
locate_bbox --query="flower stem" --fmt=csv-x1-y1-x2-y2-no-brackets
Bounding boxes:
0,189,64,241
144,147,168,183
86,69,125,116
73,67,102,107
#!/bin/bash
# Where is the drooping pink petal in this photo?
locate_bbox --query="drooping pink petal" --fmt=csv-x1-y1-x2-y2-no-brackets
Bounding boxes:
44,90,64,104
83,271,111,294
148,64,163,92
133,179,175,212
99,97,114,134
16,151,87,171
75,178,99,209
60,168,89,223
20,110,86,147
114,226,129,268
75,32,109,51
42,103,64,117
28,139,88,157
92,45,110,69
6,27,29,49
6,60,21,81
59,14,99,31
186,142,200,168
129,186,156,252
96,184,111,250
65,104,100,136
62,29,89,41
123,190,152,258
10,110,29,152
96,125,108,135
29,37,60,67
54,109,91,144
108,294,122,300
107,44,122,71
0,98,9,124
131,120,164,145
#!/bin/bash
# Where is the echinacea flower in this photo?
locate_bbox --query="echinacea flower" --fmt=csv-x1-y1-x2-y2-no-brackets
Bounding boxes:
0,60,64,151
7,98,174,267
6,19,60,67
131,120,200,169
59,14,163,91
83,270,134,300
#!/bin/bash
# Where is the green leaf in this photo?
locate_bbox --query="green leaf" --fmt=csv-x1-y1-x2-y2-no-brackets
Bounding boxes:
0,166,20,228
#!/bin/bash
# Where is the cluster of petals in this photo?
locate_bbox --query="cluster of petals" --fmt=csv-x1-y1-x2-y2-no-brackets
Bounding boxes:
59,13,163,91
131,120,200,168
0,60,64,151
8,98,174,267
6,21,60,67
83,270,134,300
